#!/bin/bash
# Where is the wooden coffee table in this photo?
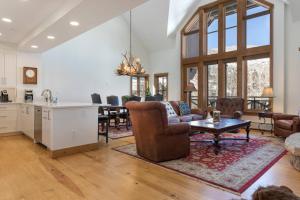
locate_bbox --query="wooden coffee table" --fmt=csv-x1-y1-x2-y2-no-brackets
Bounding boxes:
189,118,251,154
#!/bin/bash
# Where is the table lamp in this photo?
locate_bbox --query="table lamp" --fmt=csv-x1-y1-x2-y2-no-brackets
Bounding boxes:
184,83,197,108
261,87,274,112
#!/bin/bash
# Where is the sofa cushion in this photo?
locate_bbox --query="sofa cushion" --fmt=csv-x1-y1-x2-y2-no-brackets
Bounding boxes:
169,101,180,116
179,115,193,122
168,116,180,124
276,120,293,131
179,102,191,116
190,114,204,121
162,102,178,118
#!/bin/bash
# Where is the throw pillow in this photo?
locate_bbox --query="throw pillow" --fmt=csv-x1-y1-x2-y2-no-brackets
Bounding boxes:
179,102,191,116
162,102,178,118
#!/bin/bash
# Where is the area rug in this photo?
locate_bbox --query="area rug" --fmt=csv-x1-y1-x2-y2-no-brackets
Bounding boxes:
108,127,133,139
114,133,286,194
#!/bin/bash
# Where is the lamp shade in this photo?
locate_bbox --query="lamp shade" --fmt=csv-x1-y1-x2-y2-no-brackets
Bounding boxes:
184,83,197,92
262,87,274,98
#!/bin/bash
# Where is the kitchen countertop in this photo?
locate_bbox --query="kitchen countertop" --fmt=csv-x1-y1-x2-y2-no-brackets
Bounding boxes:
0,102,105,109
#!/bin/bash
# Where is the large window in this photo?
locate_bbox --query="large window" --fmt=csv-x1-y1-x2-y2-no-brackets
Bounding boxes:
247,57,270,111
246,0,271,48
206,8,219,55
130,75,149,98
187,67,199,109
182,14,199,58
207,64,218,108
225,61,238,97
225,2,237,52
181,0,273,113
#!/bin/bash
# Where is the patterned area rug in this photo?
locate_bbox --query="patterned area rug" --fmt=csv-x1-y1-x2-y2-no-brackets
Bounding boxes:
108,127,133,139
114,133,286,194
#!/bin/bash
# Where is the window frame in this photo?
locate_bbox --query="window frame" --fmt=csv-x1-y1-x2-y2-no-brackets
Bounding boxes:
180,0,273,114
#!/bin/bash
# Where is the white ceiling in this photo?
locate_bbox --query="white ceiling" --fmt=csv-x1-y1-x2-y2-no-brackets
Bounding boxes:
0,0,147,52
127,0,175,52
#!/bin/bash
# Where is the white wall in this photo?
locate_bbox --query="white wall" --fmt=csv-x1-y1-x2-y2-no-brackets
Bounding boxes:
285,6,300,114
41,16,150,104
149,35,180,101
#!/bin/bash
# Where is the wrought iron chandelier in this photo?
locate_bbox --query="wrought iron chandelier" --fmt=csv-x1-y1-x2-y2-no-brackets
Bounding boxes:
116,10,146,76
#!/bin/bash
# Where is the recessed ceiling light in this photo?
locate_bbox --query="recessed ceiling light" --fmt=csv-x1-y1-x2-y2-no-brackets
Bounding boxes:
0,33,2,36
47,35,55,40
31,45,38,49
69,21,79,26
2,18,12,23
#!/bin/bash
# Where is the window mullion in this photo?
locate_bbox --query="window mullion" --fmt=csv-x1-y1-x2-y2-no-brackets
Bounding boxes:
237,0,246,51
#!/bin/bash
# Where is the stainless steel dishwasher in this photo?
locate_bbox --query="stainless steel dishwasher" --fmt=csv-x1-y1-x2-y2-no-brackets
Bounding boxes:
34,106,42,143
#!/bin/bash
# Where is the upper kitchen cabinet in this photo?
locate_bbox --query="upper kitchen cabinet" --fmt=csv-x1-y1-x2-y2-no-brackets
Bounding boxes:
0,49,17,87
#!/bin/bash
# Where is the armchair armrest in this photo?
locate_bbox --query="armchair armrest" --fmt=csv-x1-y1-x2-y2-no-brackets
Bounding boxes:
191,109,207,118
293,117,300,132
234,111,243,119
165,123,190,136
273,114,298,121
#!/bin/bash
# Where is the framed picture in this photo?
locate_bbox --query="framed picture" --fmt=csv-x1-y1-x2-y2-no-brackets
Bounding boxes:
213,111,221,122
23,67,37,84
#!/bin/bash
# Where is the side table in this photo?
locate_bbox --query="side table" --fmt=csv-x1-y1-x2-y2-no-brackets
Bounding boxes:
258,112,275,134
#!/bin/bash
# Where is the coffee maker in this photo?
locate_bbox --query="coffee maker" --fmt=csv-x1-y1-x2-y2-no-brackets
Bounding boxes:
0,90,9,102
24,90,33,102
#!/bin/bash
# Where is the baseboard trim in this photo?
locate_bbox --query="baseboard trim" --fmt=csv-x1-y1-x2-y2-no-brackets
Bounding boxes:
50,143,100,158
0,132,22,137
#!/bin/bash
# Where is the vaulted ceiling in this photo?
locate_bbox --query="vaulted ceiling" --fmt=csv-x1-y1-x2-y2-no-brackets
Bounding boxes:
0,0,147,52
0,0,297,54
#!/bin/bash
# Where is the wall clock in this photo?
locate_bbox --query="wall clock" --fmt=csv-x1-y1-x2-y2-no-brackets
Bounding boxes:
23,67,37,84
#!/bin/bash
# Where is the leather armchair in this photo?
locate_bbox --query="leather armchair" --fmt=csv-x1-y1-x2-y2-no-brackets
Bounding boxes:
273,114,300,137
216,98,244,119
126,101,190,162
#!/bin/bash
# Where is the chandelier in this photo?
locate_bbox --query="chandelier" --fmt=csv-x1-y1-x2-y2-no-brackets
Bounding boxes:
116,10,146,76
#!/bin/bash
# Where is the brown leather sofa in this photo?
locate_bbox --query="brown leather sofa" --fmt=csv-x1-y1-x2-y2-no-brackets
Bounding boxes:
273,114,300,137
126,101,190,162
169,101,206,122
215,98,244,119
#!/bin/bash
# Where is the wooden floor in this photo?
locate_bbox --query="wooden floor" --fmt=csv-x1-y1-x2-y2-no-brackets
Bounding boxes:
1,133,300,200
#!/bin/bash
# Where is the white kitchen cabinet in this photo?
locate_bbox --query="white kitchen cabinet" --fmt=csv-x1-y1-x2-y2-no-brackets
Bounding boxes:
19,104,34,139
42,108,52,147
0,50,17,87
0,104,18,134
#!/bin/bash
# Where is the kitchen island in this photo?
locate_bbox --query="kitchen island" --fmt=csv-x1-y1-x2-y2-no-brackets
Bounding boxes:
0,102,100,158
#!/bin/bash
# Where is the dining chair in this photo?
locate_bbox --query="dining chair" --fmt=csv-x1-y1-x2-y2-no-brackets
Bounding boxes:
91,93,108,143
129,95,142,102
145,96,156,101
154,94,164,101
106,95,120,128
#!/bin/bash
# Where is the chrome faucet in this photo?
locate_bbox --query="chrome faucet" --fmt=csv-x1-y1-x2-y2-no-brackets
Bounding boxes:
41,89,53,103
